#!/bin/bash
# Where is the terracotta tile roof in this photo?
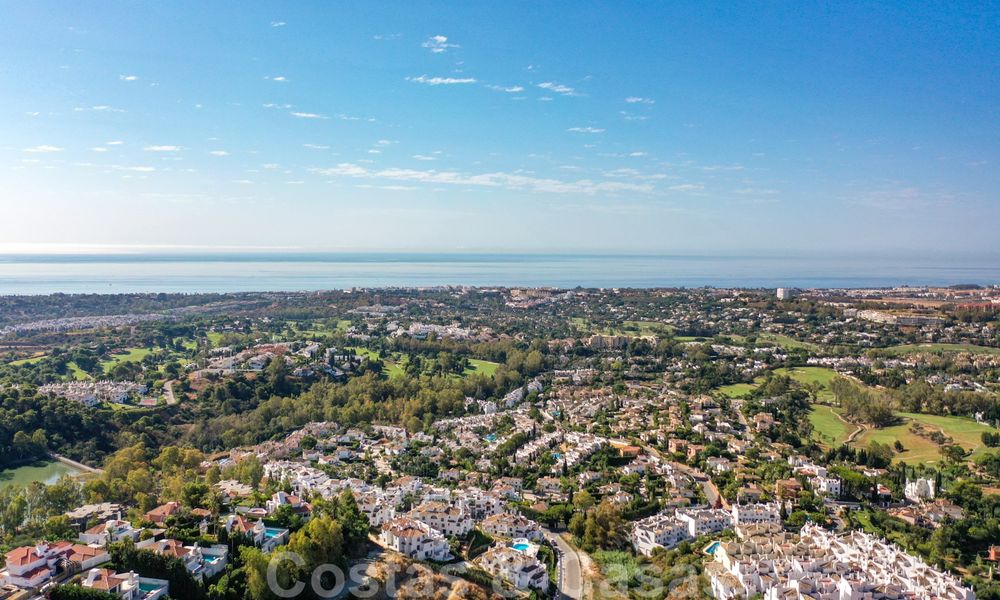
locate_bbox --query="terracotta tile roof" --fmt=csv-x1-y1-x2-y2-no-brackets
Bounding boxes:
5,546,42,567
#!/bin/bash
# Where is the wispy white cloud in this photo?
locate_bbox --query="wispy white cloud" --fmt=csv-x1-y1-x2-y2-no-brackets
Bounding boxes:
310,163,654,195
537,82,579,96
487,84,524,93
373,33,402,40
422,35,458,53
270,20,286,27
567,126,605,134
24,145,63,153
625,96,654,104
290,111,329,119
263,103,293,109
119,74,138,81
303,143,330,150
407,75,477,85
209,150,229,156
106,140,124,145
267,75,288,82
74,105,125,113
629,151,647,157
412,154,437,161
143,145,182,152
669,183,704,192
620,111,649,122
91,147,108,152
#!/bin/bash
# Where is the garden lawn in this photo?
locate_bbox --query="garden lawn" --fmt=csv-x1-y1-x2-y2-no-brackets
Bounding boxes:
717,382,760,398
809,405,854,446
9,354,46,366
464,359,499,377
67,361,91,381
100,347,153,371
854,412,999,464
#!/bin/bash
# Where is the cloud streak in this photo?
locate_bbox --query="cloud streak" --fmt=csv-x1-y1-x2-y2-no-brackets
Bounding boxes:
407,75,477,85
537,82,579,96
310,163,654,195
422,35,458,53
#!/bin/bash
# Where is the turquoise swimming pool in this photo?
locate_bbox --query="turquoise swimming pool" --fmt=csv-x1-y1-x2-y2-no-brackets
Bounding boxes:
512,542,530,552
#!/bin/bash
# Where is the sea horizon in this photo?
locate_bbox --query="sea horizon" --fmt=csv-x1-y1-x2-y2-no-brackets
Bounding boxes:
1,251,998,295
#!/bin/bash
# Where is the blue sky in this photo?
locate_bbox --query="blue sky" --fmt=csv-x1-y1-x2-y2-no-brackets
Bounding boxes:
1,1,997,254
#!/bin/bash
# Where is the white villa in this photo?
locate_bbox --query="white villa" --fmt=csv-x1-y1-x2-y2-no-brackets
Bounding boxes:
80,568,170,600
905,477,936,503
136,539,228,581
79,519,141,547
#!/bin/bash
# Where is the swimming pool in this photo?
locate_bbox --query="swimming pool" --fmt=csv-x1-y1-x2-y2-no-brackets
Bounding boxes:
512,542,530,551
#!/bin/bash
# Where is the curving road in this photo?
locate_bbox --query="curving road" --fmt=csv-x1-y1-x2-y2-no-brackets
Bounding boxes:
544,528,584,600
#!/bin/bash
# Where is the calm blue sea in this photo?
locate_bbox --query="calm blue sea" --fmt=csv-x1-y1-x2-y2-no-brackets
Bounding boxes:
0,253,997,295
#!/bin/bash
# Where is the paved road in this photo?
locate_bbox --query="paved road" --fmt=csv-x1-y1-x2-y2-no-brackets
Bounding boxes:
164,379,179,405
544,529,584,599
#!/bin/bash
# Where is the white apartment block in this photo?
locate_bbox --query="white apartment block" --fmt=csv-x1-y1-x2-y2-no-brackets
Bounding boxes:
477,546,548,591
675,508,734,538
480,513,543,541
354,490,394,527
706,523,974,600
379,517,452,562
731,502,782,526
631,513,691,556
407,501,473,537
